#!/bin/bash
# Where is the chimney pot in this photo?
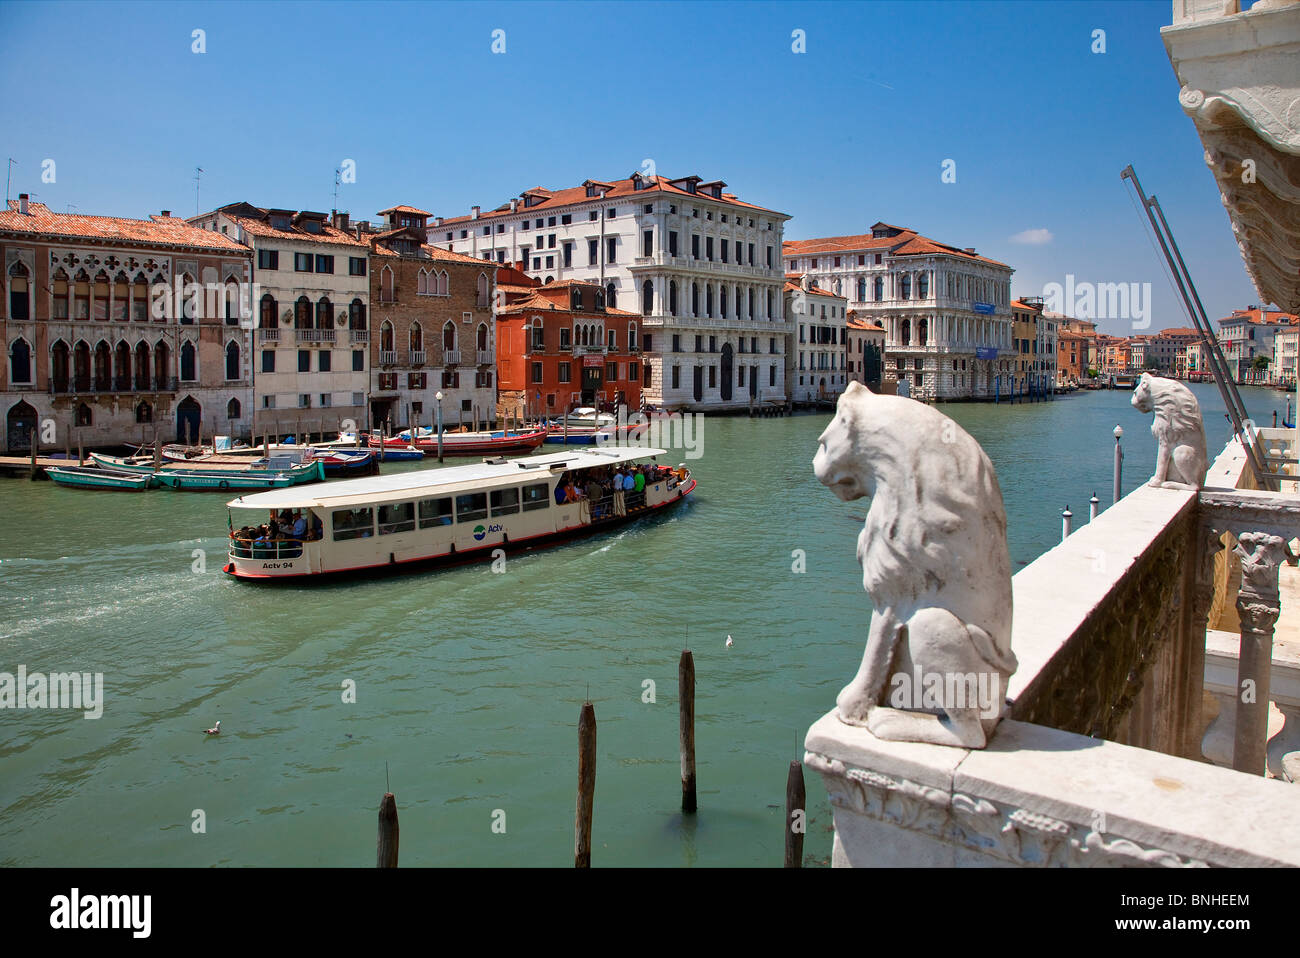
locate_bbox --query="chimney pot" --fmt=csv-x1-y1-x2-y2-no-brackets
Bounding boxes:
510,198,518,213
472,206,481,219
18,193,29,214
161,210,171,218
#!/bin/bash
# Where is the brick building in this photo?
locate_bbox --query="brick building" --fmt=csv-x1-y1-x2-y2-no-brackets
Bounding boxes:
363,206,497,431
496,279,642,420
2,195,253,452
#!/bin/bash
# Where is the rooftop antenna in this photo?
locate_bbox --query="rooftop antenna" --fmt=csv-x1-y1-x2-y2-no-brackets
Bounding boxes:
5,158,15,206
333,167,341,212
194,166,205,215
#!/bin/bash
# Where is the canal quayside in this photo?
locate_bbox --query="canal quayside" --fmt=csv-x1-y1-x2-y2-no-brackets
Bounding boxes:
223,446,695,581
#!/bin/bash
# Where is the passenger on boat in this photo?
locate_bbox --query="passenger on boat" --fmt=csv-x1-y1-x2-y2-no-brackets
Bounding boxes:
564,479,582,503
310,513,323,540
290,510,307,539
555,474,568,505
612,469,627,517
633,468,646,493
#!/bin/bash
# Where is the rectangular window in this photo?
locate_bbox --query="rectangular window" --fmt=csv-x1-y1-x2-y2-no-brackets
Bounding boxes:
606,237,617,263
261,351,275,373
545,255,554,268
629,361,639,380
691,235,700,259
766,246,773,267
319,393,331,407
721,239,729,263
353,350,364,371
315,255,334,273
490,488,520,517
262,395,276,409
606,361,617,382
563,244,572,268
709,365,717,388
319,350,331,371
643,230,653,257
643,363,651,388
643,333,651,352
672,334,680,353
349,257,366,276
694,334,702,353
298,350,311,372
669,231,678,256
294,253,313,272
561,214,572,226
558,362,571,383
378,502,416,535
547,234,556,249
522,482,550,512
748,243,754,265
706,237,714,261
353,391,364,406
671,365,680,389
455,492,488,523
332,507,373,540
531,361,543,383
418,497,454,528
258,249,278,270
588,239,598,266
299,394,311,408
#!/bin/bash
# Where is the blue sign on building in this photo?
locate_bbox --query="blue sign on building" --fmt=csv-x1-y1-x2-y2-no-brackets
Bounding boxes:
973,302,996,315
976,347,998,360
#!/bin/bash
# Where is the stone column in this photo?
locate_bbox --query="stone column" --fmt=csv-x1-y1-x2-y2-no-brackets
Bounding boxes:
1232,532,1286,775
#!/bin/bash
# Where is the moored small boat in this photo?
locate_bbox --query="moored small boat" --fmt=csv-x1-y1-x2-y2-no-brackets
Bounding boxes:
367,426,548,457
153,470,298,491
90,452,326,486
45,464,154,491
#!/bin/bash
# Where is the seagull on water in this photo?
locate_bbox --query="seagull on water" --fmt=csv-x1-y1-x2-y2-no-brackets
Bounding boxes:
725,634,734,649
204,721,221,736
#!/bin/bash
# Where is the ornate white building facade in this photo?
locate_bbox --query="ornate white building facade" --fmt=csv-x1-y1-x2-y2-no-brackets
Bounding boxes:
434,172,792,411
783,223,1015,401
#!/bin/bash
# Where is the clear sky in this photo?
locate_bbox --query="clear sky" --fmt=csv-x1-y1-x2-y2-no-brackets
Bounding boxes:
0,0,1268,334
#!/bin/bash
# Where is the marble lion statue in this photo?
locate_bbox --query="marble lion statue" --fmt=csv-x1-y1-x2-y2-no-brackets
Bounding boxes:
812,382,1017,748
1130,373,1208,490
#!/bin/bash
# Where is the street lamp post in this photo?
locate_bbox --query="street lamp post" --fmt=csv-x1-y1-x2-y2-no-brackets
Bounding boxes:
436,391,444,463
1113,425,1124,505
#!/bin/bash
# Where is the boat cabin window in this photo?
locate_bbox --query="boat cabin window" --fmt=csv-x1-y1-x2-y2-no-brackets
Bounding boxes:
522,482,550,512
378,502,416,535
490,488,520,517
455,492,488,523
333,507,374,540
418,497,453,528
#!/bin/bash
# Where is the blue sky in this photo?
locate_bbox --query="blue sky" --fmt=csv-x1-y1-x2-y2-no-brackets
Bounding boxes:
0,0,1266,334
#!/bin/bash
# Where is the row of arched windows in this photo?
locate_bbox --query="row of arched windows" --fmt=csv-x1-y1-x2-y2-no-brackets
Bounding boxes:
258,294,365,330
376,320,490,354
48,397,244,428
8,261,244,323
7,336,243,390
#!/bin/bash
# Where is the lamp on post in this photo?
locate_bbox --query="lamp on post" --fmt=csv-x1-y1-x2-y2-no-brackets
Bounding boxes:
435,390,444,463
1113,425,1124,505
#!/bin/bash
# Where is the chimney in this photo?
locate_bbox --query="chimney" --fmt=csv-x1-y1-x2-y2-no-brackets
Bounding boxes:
161,210,171,218
435,216,444,226
334,211,350,231
510,198,518,213
964,247,975,254
471,206,480,219
18,193,28,214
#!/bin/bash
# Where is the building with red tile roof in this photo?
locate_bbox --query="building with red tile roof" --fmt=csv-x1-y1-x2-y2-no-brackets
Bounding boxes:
432,171,792,411
783,222,1016,401
1217,305,1296,384
2,195,254,452
189,203,372,435
784,274,848,404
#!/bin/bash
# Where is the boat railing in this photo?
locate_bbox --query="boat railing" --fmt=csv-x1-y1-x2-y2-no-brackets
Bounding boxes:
228,536,308,560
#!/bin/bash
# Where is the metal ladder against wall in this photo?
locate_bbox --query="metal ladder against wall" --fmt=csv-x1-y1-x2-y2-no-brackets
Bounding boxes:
1122,165,1278,491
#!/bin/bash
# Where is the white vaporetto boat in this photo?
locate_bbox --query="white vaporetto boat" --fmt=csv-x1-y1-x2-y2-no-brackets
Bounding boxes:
222,447,694,581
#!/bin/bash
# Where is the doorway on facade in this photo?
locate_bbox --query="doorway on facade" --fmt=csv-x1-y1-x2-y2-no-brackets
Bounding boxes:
175,396,201,444
6,400,37,453
863,342,882,391
719,343,733,401
748,364,758,399
370,400,394,433
581,364,603,407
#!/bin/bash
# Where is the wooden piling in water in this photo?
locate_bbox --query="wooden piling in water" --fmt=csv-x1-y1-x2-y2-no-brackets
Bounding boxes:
575,701,596,868
377,792,399,867
785,760,805,868
679,649,697,813
29,427,37,479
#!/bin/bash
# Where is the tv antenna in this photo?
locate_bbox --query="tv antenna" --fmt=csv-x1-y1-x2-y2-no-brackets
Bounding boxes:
333,167,342,211
194,166,205,214
5,158,15,206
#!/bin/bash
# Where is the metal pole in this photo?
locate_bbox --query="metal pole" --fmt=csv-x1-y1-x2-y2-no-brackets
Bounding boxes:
436,395,444,463
1089,493,1099,523
1061,506,1073,542
1113,426,1123,505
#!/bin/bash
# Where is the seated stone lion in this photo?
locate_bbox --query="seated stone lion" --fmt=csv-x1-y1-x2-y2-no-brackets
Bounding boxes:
812,381,1017,748
1130,373,1208,490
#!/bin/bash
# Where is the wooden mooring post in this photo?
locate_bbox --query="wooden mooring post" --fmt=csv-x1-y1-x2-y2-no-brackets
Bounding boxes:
377,792,399,867
785,759,805,868
575,701,596,868
28,427,37,479
679,649,697,813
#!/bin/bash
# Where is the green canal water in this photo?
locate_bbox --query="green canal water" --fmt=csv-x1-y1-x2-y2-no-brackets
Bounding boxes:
0,383,1286,867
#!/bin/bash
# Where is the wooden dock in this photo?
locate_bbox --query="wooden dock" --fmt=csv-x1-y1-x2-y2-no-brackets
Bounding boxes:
0,455,83,479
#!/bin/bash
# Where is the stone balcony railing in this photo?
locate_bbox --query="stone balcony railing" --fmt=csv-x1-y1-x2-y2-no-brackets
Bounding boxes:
807,428,1300,867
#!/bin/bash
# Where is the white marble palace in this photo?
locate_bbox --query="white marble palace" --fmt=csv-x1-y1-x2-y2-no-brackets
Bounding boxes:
784,223,1016,401
434,172,792,412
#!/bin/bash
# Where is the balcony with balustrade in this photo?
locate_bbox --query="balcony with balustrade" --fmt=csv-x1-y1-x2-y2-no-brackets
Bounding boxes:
295,328,335,344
